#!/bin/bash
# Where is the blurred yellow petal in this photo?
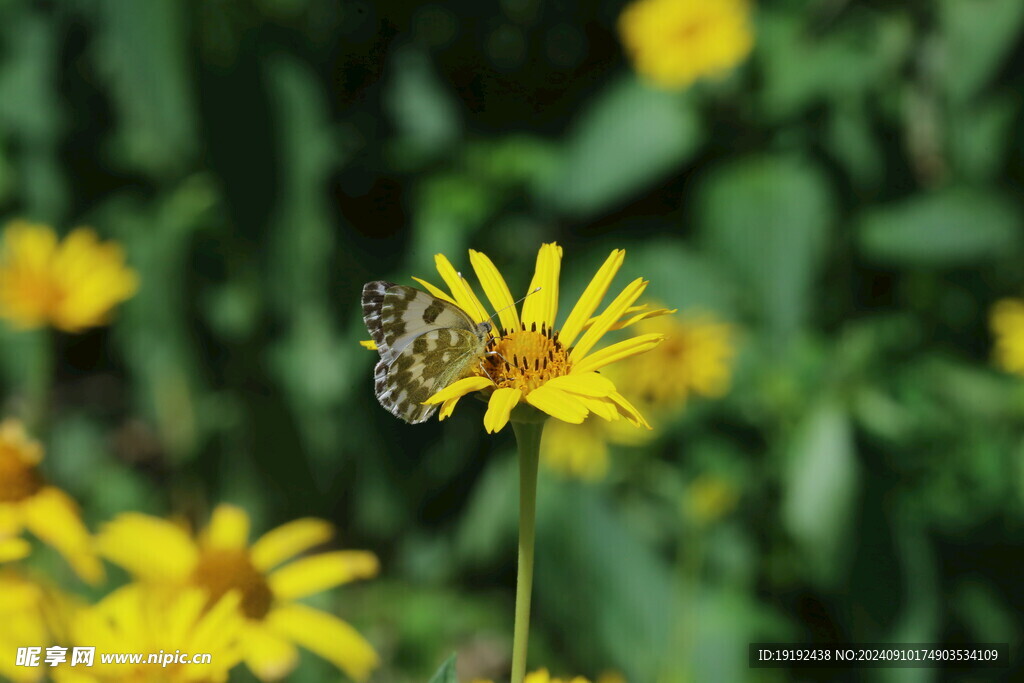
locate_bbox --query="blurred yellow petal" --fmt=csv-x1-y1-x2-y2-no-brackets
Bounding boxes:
470,249,520,333
424,376,493,404
98,512,198,581
23,487,104,584
434,254,490,323
521,243,562,329
570,278,648,362
251,518,334,572
202,504,251,550
0,535,30,562
411,276,459,306
483,387,522,433
572,333,665,374
268,604,379,682
269,551,379,600
559,249,625,348
241,621,300,682
359,340,377,350
525,385,589,423
544,372,616,397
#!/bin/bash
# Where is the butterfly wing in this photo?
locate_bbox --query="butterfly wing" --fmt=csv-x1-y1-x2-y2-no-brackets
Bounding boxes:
362,281,481,364
362,281,490,424
373,327,486,423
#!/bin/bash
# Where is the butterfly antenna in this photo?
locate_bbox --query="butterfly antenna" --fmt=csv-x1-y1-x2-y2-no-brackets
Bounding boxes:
484,287,542,333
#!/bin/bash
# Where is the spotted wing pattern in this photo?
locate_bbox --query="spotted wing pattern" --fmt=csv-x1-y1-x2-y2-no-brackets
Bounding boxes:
362,281,491,423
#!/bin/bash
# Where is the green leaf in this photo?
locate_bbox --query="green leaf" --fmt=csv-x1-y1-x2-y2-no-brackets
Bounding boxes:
782,401,859,587
546,75,700,217
698,155,834,339
939,0,1024,102
858,188,1020,266
427,654,458,683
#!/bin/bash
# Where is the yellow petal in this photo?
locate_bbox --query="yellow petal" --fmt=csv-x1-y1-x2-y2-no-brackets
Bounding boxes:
98,512,198,581
483,387,522,433
558,249,625,348
269,550,379,600
0,535,30,562
572,333,665,374
424,376,493,404
609,391,652,429
23,487,104,584
525,385,589,424
438,395,461,420
251,518,335,572
359,340,377,350
470,249,520,333
570,278,648,362
411,277,459,306
544,372,616,397
201,504,250,550
433,254,490,323
574,395,620,421
583,305,676,331
267,604,379,682
242,621,300,681
520,243,562,329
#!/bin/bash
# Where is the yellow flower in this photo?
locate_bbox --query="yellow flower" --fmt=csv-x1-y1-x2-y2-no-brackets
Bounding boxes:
0,570,74,683
63,584,244,683
389,244,672,432
0,220,138,332
613,312,735,411
618,0,754,90
0,419,104,583
991,298,1024,375
542,312,735,480
97,504,379,682
475,669,593,683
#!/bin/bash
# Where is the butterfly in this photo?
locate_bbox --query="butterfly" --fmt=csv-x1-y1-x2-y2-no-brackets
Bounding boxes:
362,281,493,423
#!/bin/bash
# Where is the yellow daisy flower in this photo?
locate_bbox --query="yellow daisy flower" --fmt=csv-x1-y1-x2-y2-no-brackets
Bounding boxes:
474,669,592,683
991,298,1024,376
0,220,138,332
0,419,104,584
97,504,379,682
543,312,735,480
618,0,754,90
399,243,672,433
62,584,244,683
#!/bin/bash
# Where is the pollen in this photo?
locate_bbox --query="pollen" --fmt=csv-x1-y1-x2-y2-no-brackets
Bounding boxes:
191,549,273,620
482,322,571,394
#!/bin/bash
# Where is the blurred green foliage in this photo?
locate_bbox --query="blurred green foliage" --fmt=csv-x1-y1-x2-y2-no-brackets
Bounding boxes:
1,0,1024,681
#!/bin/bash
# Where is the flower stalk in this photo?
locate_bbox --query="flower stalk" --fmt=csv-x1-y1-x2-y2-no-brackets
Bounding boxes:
510,413,545,683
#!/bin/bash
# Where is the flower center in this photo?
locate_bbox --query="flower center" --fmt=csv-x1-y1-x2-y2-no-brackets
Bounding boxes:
481,323,571,394
0,445,44,502
191,549,273,620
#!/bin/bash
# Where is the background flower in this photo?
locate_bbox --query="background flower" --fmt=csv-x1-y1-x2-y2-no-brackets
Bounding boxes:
618,0,754,90
0,221,138,333
97,505,379,681
0,419,103,584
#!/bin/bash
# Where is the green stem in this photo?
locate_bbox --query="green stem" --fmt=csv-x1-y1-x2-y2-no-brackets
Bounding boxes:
510,417,544,683
26,328,54,435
